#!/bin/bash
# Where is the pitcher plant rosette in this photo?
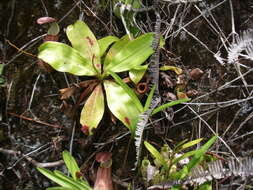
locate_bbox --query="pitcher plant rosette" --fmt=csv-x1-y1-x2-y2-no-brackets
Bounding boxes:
38,20,155,135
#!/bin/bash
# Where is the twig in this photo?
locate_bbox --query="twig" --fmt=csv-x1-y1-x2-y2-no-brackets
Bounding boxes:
6,40,37,58
28,74,41,110
8,112,63,129
0,147,64,168
40,0,49,16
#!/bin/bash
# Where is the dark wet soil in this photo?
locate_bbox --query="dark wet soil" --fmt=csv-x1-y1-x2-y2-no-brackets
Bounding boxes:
0,0,253,189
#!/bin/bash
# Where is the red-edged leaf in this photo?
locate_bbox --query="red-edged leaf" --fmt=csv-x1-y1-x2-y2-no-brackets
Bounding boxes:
66,20,101,73
80,84,105,135
103,80,141,135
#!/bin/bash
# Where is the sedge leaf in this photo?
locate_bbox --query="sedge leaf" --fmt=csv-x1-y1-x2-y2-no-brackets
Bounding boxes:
172,150,198,165
171,136,218,180
144,85,156,111
160,65,183,75
62,151,80,180
152,98,190,115
53,171,92,190
178,138,203,152
47,187,74,190
37,167,80,190
144,141,168,170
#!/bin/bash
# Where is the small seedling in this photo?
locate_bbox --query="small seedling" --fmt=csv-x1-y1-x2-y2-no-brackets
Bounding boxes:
141,136,217,189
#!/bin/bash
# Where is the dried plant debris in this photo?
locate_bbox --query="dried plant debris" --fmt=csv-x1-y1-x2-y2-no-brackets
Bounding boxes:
148,157,253,189
228,29,253,64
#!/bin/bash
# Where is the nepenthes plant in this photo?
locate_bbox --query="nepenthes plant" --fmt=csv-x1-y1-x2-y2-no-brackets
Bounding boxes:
38,20,155,135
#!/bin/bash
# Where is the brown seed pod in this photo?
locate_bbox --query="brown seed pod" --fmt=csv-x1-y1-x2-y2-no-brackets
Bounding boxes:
189,68,204,80
37,17,57,25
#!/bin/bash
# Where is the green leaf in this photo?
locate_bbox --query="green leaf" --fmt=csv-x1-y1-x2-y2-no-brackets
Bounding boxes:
37,167,80,190
53,170,92,190
38,41,97,76
47,187,73,190
173,139,188,152
66,20,101,72
62,151,80,180
152,98,190,115
0,64,4,75
171,185,181,190
48,22,60,35
104,80,141,135
160,65,183,75
104,35,130,67
104,33,154,73
171,136,218,180
109,71,143,112
172,150,198,165
0,78,4,84
178,138,203,152
144,141,168,170
80,84,105,135
129,64,148,84
98,36,119,57
144,85,156,111
196,182,212,190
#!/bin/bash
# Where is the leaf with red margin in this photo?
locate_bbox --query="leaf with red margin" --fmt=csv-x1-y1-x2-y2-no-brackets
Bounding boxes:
66,20,101,73
80,84,105,135
103,80,141,136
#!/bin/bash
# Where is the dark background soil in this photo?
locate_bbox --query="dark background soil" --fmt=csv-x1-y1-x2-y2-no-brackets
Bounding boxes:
0,0,253,189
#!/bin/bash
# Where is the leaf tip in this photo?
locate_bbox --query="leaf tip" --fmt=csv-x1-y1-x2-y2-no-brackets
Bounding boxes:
81,125,89,135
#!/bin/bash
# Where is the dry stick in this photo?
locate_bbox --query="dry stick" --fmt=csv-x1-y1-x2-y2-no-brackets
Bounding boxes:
79,0,111,33
147,96,253,131
186,105,239,162
8,112,63,129
28,74,41,110
194,4,229,52
6,34,45,65
0,148,64,168
8,143,51,169
40,0,49,16
166,0,227,39
229,111,253,140
6,0,15,38
58,0,81,23
6,40,37,58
